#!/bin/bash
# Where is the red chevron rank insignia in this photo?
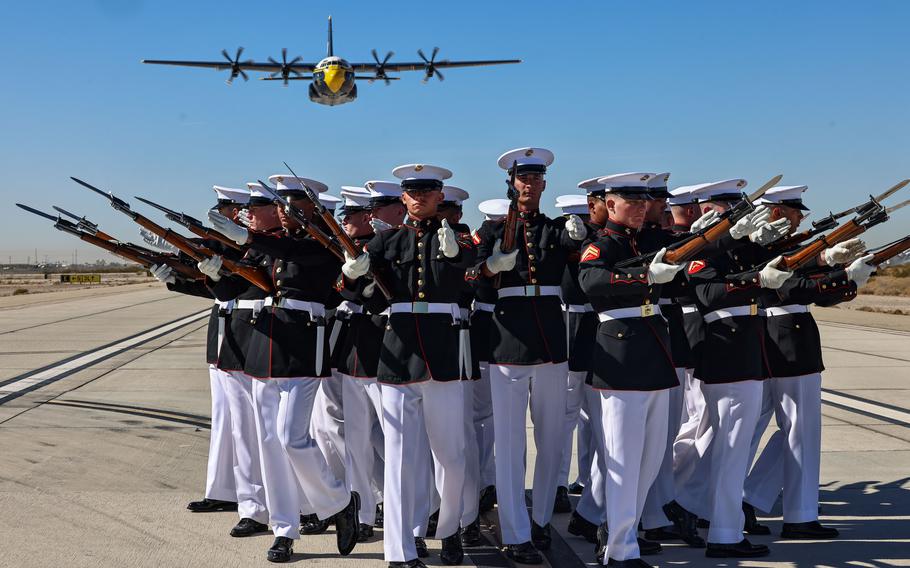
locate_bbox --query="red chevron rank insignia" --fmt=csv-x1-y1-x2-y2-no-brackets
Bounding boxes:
687,260,706,274
581,244,601,262
472,230,481,245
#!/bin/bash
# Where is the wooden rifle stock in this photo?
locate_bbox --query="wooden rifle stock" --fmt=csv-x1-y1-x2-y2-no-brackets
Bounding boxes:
494,161,519,288
870,236,910,265
663,216,734,264
780,219,865,271
75,231,203,280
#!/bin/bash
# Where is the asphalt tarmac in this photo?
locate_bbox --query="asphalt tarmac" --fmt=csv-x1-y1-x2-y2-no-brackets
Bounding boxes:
0,283,907,567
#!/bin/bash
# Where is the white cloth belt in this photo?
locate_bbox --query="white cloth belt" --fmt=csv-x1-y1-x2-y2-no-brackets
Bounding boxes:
658,298,674,306
328,301,364,357
235,299,265,312
388,302,471,379
471,301,495,313
563,303,594,313
681,304,699,315
765,304,810,317
597,305,663,321
703,304,760,323
498,285,562,299
264,297,327,375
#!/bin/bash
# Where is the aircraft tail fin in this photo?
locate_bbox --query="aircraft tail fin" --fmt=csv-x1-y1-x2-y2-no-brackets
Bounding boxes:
327,16,333,57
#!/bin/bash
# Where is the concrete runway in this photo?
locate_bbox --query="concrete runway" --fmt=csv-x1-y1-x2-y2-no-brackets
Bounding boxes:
0,283,907,567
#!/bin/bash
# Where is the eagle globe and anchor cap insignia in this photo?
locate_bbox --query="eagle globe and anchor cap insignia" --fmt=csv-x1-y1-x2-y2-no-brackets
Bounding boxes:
524,149,534,157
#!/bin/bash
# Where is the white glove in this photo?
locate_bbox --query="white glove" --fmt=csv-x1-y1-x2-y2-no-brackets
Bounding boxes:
198,255,223,282
758,256,793,289
437,219,458,258
369,217,394,233
484,238,519,274
207,210,249,245
749,217,791,245
566,214,586,241
237,208,252,228
690,210,721,233
342,251,371,280
846,254,876,287
730,205,771,240
140,229,179,254
150,263,175,284
823,238,866,266
647,248,685,285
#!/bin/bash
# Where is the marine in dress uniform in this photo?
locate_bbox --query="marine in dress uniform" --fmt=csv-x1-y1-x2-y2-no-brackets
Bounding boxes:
467,147,587,564
368,180,408,232
675,179,791,559
741,185,867,539
553,193,597,516
333,185,389,540
208,176,360,563
469,199,509,520
577,172,685,568
344,163,476,568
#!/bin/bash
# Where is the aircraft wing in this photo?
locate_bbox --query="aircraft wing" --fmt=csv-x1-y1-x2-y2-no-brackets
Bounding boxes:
141,59,317,73
349,59,521,73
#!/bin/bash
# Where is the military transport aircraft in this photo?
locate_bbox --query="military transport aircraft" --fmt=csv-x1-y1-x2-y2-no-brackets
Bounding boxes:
142,16,521,106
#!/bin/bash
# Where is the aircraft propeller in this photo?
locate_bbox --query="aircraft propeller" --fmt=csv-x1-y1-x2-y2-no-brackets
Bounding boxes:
268,48,304,86
221,47,250,85
418,47,444,82
370,49,395,85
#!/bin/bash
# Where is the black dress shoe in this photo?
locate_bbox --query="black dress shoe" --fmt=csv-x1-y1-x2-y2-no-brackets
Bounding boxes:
705,538,770,558
568,511,598,543
643,525,680,541
425,509,440,538
375,502,384,528
743,502,771,535
230,517,270,537
781,520,840,539
461,517,482,546
334,492,361,556
662,500,706,548
637,537,662,555
568,481,585,495
266,536,294,563
388,560,427,568
553,486,573,514
479,485,497,513
531,521,552,551
441,533,464,565
299,513,330,535
186,498,237,512
415,537,429,558
505,541,543,565
595,523,609,564
607,559,653,567
358,523,374,542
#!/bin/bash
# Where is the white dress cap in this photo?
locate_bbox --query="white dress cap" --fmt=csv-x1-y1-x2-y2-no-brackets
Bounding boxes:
268,174,328,194
245,182,273,202
691,179,749,203
578,176,608,193
596,172,657,199
364,180,403,200
497,147,555,171
442,185,470,205
478,198,510,221
213,185,250,205
391,164,453,182
667,184,700,206
319,193,342,211
757,185,809,210
554,194,589,216
648,172,672,198
340,186,373,211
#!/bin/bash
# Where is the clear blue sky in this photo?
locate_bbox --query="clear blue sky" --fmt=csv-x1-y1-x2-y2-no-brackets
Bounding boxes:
1,0,908,263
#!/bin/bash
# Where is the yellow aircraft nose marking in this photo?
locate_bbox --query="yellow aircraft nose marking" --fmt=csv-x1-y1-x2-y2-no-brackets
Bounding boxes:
323,66,345,93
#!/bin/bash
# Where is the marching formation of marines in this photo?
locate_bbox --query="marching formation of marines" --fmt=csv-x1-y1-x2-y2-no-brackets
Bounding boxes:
24,147,909,568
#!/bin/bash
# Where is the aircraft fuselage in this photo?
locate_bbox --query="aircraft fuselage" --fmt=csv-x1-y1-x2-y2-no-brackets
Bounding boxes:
309,56,356,106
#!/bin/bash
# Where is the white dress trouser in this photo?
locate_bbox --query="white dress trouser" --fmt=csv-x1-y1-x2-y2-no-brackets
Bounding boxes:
382,380,466,562
672,369,711,516
574,384,607,525
701,380,764,544
601,389,669,562
559,370,588,487
744,373,822,522
461,380,481,525
490,362,569,544
311,372,346,481
219,369,268,522
341,373,384,525
252,377,351,539
474,362,496,488
641,367,686,529
575,398,594,487
205,365,236,502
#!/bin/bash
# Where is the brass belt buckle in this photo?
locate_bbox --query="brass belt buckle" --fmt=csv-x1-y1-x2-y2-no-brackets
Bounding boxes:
524,284,540,296
412,301,429,314
641,304,655,317
749,304,758,316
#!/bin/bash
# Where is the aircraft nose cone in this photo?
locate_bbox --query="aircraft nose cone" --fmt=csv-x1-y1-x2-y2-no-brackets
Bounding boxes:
323,67,345,93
